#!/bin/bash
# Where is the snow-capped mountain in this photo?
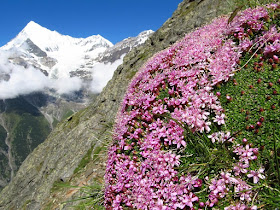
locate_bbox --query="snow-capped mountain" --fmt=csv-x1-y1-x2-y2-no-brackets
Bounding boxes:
99,30,153,64
0,21,153,83
0,21,153,189
0,20,153,123
1,21,113,80
0,20,153,140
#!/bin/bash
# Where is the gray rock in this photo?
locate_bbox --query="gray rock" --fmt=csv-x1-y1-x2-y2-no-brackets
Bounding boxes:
24,39,47,58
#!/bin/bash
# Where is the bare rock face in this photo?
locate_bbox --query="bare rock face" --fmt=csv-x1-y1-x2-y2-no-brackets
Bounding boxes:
0,0,234,209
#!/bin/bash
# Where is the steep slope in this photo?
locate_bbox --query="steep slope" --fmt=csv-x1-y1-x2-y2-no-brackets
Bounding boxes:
0,96,51,191
0,0,235,209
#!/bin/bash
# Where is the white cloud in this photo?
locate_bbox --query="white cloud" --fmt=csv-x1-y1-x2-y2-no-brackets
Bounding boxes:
51,77,83,95
0,50,83,99
0,66,49,99
90,55,124,93
0,49,123,100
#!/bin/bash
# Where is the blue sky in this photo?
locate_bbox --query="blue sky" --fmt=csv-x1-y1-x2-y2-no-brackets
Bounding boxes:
0,0,183,47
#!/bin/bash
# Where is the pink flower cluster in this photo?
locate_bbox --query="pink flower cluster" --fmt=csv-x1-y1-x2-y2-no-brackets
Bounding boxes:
105,4,279,209
233,143,259,176
105,17,234,209
206,138,264,208
208,131,232,143
225,203,257,210
227,4,280,61
227,6,269,39
263,26,280,57
106,146,202,209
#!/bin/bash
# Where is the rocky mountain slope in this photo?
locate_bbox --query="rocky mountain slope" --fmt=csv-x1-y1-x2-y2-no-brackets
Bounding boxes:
0,96,51,189
0,0,235,209
0,22,152,191
0,93,87,191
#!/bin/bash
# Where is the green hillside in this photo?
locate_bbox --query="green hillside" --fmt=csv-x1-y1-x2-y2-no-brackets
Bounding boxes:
0,97,51,185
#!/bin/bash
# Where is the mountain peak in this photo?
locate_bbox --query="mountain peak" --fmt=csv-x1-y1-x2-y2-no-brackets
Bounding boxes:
0,20,151,81
21,21,49,34
1,21,57,50
24,21,43,30
1,21,113,52
138,30,154,36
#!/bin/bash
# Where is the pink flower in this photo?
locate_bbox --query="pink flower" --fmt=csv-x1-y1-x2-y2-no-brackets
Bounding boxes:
234,179,252,201
214,113,225,125
181,192,199,208
225,203,257,210
208,131,232,143
247,167,265,183
233,162,249,176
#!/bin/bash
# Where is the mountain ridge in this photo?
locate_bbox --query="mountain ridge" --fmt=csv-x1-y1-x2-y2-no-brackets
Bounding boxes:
0,21,153,192
1,21,152,81
1,20,114,52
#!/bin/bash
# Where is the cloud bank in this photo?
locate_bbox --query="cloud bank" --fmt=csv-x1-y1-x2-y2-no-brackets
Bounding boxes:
0,50,124,100
0,50,83,100
90,55,124,93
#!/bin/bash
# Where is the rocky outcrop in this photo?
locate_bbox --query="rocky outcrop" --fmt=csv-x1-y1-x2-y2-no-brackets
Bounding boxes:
98,30,154,64
0,0,235,209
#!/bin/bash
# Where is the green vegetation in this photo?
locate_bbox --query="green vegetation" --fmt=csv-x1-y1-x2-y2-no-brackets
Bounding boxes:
0,124,7,150
2,97,51,168
0,97,52,187
6,111,51,167
218,52,280,207
73,146,94,174
50,179,71,193
68,184,105,210
0,153,9,182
